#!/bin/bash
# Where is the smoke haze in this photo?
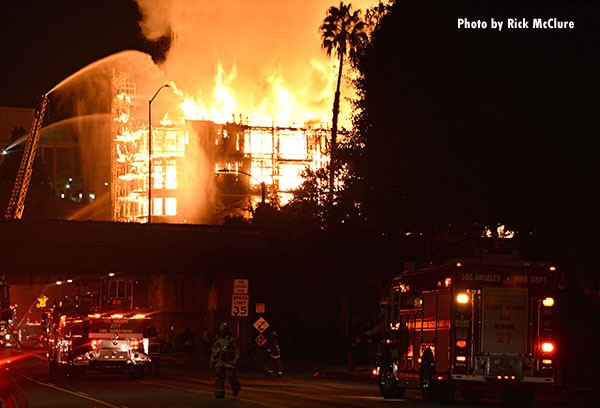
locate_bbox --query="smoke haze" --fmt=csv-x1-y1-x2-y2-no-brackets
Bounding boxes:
136,0,379,126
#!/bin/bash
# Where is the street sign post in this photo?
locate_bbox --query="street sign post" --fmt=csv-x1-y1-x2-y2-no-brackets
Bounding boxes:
231,294,249,317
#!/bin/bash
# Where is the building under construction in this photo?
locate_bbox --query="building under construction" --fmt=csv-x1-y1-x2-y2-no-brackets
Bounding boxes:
110,72,331,224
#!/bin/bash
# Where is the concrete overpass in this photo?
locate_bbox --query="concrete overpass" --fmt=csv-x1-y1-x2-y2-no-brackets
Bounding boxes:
0,219,390,360
0,219,266,279
0,219,274,348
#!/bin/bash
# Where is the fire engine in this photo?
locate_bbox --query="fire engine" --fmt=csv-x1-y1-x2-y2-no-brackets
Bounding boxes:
46,275,154,379
375,252,558,405
0,276,18,350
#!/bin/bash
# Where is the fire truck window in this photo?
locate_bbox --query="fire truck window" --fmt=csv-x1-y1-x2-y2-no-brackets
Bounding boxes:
108,280,127,299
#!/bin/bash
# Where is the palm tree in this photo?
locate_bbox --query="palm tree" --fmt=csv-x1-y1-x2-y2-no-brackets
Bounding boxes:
320,1,367,197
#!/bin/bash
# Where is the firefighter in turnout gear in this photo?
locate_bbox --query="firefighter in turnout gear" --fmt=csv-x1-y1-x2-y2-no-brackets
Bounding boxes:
209,323,241,398
265,330,283,376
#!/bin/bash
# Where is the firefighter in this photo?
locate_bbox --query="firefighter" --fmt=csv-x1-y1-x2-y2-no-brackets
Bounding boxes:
209,323,241,399
265,330,283,376
202,327,212,355
144,325,160,375
182,326,194,355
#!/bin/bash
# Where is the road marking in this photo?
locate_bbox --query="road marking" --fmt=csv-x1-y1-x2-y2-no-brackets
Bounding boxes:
139,379,213,396
141,379,288,408
356,395,408,402
18,374,122,408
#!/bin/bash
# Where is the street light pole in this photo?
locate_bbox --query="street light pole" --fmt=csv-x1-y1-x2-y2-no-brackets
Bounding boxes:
148,84,170,224
217,169,266,204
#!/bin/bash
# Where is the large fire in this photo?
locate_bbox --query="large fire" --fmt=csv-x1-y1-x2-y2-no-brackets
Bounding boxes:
173,63,333,127
61,1,379,223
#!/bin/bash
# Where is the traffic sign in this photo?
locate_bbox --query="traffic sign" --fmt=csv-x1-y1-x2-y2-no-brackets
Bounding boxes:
233,279,249,294
253,317,269,333
255,333,267,347
255,303,265,314
231,294,249,317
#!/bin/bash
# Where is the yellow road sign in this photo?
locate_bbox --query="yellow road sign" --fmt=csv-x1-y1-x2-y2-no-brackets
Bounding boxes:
253,316,269,333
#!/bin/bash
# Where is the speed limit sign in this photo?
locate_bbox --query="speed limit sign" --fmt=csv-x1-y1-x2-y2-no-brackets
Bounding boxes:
231,294,249,317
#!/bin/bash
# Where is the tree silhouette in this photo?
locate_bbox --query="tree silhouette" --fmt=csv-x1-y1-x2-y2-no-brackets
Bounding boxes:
320,1,367,198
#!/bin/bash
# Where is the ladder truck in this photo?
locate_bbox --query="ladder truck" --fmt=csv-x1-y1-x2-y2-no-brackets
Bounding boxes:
374,253,558,405
4,94,49,220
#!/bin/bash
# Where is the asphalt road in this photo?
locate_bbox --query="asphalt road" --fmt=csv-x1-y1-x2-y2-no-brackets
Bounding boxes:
3,349,597,407
5,349,384,408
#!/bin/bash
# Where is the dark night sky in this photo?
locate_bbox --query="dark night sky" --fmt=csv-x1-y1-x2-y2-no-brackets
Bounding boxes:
0,0,598,237
354,1,599,238
0,0,155,108
0,1,596,112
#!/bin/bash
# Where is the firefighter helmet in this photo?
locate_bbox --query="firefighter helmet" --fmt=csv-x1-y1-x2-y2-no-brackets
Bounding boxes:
218,322,230,335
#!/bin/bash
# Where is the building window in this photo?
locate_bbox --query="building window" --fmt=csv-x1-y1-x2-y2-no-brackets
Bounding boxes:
153,197,163,216
166,165,177,189
108,279,127,299
153,165,163,189
165,197,177,216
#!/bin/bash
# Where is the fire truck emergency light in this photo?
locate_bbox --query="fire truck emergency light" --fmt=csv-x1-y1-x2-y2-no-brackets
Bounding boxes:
456,293,469,304
542,297,555,307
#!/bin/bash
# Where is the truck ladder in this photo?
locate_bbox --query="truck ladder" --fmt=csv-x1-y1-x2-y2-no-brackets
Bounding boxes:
5,94,49,220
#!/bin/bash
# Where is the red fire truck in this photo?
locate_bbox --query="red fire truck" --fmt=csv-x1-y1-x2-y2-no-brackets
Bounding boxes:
375,253,558,405
46,275,155,379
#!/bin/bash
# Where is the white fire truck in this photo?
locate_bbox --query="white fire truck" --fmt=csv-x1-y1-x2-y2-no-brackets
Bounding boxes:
46,276,153,379
375,253,558,405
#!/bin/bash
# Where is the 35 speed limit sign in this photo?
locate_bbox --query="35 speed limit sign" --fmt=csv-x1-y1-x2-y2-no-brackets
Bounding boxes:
231,294,249,317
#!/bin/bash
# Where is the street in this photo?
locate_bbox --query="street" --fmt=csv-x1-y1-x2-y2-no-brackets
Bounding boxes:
6,349,383,408
1,348,595,408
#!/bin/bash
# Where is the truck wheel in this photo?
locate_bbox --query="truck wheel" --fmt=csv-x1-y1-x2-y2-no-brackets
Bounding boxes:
378,366,406,399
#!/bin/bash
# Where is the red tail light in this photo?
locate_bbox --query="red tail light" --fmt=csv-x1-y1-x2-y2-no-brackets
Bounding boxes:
455,340,467,348
541,342,554,353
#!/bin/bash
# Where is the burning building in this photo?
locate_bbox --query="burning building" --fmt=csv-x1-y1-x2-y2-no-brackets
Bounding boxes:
110,71,331,224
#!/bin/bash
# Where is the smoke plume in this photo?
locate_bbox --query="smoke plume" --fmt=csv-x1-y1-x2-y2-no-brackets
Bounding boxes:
136,0,378,126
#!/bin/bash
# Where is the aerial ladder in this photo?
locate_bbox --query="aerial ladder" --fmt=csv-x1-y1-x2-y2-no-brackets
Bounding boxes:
4,94,49,220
